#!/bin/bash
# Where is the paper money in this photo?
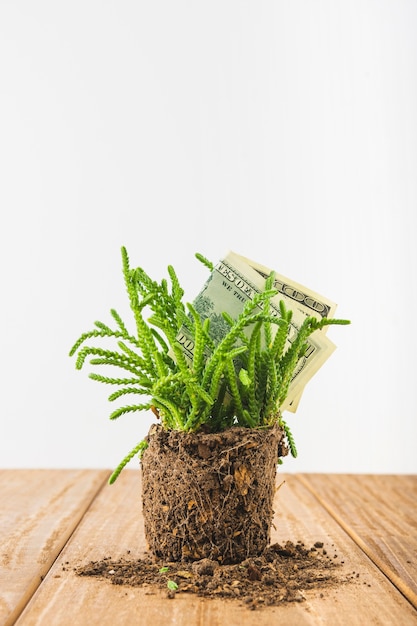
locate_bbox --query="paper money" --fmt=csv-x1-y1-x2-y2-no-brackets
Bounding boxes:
243,253,338,410
176,251,339,413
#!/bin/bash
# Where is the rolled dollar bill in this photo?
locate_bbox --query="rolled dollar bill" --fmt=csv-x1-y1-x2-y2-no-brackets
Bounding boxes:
240,252,338,409
176,251,339,413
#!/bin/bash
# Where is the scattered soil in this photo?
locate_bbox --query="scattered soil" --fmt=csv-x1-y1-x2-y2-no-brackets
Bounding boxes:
141,423,288,563
75,540,358,608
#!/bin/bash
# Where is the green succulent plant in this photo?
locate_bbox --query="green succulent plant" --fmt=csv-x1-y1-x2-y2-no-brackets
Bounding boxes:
70,247,350,483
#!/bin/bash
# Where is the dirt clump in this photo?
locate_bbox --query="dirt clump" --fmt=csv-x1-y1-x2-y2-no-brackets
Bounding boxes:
141,424,288,564
76,540,354,608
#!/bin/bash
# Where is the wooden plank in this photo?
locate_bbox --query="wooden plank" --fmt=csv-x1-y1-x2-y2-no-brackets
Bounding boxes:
15,471,417,626
0,469,108,626
299,474,417,610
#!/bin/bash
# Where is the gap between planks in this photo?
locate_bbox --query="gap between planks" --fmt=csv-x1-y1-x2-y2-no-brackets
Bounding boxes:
298,474,417,612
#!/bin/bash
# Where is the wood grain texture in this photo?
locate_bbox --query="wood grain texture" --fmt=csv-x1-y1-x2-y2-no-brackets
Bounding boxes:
0,469,108,626
299,474,417,610
15,471,417,626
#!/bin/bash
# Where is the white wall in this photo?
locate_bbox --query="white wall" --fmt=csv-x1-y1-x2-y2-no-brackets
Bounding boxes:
1,1,416,473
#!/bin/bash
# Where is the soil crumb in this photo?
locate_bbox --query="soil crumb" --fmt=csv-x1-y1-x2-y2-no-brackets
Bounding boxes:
76,540,355,608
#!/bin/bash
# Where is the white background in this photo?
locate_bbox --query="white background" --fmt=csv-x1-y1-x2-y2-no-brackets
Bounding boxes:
1,1,416,473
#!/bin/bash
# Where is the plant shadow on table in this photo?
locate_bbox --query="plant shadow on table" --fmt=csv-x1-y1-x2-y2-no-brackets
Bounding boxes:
75,540,361,609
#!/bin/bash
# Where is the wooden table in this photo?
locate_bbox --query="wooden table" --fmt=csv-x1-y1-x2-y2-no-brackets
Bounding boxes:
1,471,416,625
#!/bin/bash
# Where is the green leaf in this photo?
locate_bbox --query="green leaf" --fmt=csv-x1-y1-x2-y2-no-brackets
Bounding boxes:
195,252,214,272
239,368,251,387
167,580,178,591
108,439,148,484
